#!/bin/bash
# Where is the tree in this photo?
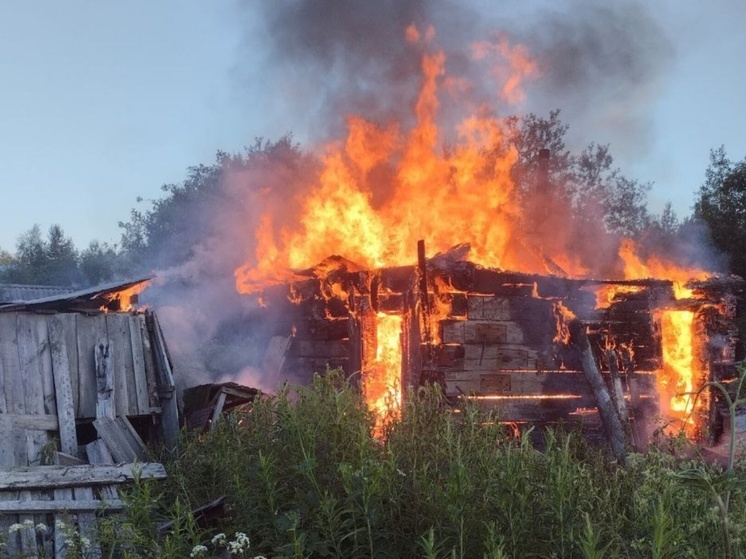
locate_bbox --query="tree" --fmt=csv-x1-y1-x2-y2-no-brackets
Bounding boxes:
694,146,746,280
80,241,120,285
1,225,81,286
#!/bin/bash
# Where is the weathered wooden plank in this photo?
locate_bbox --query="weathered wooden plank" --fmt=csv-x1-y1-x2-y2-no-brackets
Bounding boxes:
76,314,108,418
74,485,103,559
209,391,228,429
281,357,350,378
56,313,80,418
93,417,145,463
467,296,511,321
458,395,593,422
0,463,167,490
54,487,73,558
106,314,134,416
446,370,588,396
137,314,159,409
288,339,349,358
445,370,658,397
150,312,179,448
33,316,58,418
441,320,526,345
16,314,51,466
128,314,149,415
0,415,13,466
48,315,79,456
292,318,351,340
85,439,119,501
95,341,115,420
0,498,125,512
0,413,58,430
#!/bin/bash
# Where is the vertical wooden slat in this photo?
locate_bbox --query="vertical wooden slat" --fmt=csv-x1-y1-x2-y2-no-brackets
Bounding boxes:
128,314,149,415
139,314,159,410
49,315,79,456
0,314,22,556
59,313,80,418
16,314,51,465
95,342,115,420
76,314,108,419
150,313,179,448
105,314,134,416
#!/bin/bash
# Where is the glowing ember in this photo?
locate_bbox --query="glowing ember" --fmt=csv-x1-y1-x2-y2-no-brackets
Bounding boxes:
364,313,403,421
660,310,697,418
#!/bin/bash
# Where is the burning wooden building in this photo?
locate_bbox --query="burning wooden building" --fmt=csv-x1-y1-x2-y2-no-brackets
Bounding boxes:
255,249,742,446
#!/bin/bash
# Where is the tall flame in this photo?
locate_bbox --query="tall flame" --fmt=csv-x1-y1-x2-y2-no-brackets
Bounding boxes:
365,313,403,424
660,310,697,419
234,32,541,294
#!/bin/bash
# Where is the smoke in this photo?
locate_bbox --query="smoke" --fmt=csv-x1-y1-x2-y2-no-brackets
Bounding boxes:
240,0,674,152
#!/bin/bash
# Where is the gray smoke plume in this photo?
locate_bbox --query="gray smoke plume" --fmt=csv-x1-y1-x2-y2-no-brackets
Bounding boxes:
239,0,674,154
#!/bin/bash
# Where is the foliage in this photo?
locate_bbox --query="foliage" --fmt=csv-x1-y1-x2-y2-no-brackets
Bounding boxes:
0,224,81,286
0,225,124,288
510,110,653,239
117,135,314,275
3,371,741,557
39,370,735,559
694,146,746,281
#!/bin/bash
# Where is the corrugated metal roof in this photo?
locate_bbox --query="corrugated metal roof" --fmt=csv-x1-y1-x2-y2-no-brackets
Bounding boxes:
0,277,152,312
0,284,76,303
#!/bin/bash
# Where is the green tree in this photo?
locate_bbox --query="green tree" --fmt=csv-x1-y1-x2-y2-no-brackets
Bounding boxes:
694,146,746,280
80,241,120,285
1,224,81,286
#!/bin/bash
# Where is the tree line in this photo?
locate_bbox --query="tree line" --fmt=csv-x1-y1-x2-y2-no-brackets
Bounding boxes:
1,111,744,288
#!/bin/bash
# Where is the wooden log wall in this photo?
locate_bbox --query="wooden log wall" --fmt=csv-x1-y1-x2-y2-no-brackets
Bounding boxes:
261,261,741,441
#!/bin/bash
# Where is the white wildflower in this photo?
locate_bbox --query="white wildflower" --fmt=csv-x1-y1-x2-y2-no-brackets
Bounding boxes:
190,544,208,558
234,532,250,547
35,523,48,534
8,523,24,534
55,519,66,530
211,532,227,546
22,519,34,527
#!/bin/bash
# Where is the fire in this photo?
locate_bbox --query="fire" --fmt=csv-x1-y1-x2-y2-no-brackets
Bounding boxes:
364,313,403,422
660,310,698,419
102,281,150,312
618,239,709,299
234,31,544,295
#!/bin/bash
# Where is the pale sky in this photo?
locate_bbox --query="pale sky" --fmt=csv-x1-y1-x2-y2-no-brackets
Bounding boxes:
1,1,744,252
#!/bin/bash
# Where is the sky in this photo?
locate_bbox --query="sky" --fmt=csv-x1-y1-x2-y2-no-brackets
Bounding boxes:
1,0,745,253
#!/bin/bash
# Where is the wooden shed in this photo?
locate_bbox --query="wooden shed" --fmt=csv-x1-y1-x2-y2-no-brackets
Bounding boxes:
256,252,742,447
0,278,177,557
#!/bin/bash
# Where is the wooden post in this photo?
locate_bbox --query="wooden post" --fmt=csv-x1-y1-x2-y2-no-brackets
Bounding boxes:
569,320,627,465
95,342,114,420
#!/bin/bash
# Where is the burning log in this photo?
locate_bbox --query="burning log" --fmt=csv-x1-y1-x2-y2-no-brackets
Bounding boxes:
605,347,629,424
566,315,627,464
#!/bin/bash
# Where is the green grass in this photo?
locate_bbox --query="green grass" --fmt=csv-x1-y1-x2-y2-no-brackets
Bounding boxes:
9,369,742,559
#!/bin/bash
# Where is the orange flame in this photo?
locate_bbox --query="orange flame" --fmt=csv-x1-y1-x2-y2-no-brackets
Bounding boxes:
660,310,698,420
234,34,543,294
101,281,150,313
364,313,403,426
619,239,709,300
